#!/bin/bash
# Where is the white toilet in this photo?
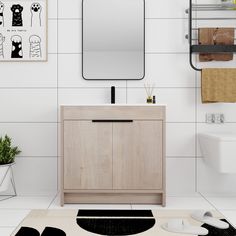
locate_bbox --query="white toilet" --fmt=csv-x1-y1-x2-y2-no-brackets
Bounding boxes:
199,133,236,174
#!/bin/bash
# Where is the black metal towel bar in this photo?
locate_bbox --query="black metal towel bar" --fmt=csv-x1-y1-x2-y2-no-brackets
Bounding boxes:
186,0,236,71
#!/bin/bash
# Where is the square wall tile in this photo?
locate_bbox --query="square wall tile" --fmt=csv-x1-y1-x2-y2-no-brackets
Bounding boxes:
127,88,196,122
0,55,57,88
146,19,189,53
166,158,196,195
58,0,81,18
146,0,189,19
48,20,58,54
0,123,57,157
197,158,236,195
59,88,126,105
167,123,195,157
58,54,126,88
58,19,81,53
128,54,195,88
13,157,57,195
0,89,57,122
48,0,58,19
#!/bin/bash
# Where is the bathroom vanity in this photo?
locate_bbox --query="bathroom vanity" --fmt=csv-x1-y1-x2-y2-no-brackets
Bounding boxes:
60,105,166,206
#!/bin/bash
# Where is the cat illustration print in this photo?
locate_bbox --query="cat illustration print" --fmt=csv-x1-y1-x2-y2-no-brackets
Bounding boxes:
11,35,23,58
0,33,5,58
0,1,4,27
11,4,23,26
31,3,42,27
29,35,42,58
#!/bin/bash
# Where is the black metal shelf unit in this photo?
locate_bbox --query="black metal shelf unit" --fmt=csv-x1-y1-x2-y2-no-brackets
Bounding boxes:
186,0,236,71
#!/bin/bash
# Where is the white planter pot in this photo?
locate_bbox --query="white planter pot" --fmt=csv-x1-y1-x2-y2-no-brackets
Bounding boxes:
0,163,14,192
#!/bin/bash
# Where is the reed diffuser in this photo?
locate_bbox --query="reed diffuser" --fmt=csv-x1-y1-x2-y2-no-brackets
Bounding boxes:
144,83,155,104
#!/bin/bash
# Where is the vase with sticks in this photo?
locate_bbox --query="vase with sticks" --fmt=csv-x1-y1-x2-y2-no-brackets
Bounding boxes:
144,83,155,104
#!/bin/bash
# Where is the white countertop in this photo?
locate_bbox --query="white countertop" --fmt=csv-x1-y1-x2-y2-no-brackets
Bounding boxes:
60,104,166,106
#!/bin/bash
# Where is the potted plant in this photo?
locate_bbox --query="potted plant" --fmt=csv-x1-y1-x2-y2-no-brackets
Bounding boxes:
0,135,21,192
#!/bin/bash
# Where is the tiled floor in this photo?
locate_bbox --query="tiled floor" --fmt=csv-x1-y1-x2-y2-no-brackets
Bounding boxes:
0,193,236,236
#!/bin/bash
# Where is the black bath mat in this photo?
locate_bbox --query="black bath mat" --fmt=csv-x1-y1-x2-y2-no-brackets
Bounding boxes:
77,210,156,235
77,209,154,217
41,227,66,236
15,227,66,236
200,219,236,236
15,227,40,236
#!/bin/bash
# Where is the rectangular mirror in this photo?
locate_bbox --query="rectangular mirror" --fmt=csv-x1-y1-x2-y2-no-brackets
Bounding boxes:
82,0,145,80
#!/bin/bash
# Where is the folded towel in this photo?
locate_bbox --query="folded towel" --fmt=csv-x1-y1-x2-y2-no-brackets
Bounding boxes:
202,68,236,103
199,28,234,62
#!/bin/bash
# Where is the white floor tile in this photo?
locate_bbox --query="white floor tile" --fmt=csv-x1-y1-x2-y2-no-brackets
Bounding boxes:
0,210,30,227
0,227,15,236
132,197,214,210
0,196,55,210
49,195,132,210
220,210,236,227
206,197,236,210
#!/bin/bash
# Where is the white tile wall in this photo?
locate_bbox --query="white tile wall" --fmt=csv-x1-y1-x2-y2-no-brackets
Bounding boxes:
166,123,195,157
0,55,57,88
146,19,189,53
48,20,58,54
166,158,196,196
0,89,57,122
58,19,81,53
58,88,127,106
48,0,58,19
58,0,81,19
127,88,196,122
13,157,57,195
128,54,195,88
1,0,235,196
146,0,190,19
197,159,236,195
0,123,57,157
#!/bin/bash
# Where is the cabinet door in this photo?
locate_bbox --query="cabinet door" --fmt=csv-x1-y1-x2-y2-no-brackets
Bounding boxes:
64,121,113,190
113,121,163,190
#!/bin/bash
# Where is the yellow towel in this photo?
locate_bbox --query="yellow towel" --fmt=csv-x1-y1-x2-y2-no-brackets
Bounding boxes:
201,68,236,103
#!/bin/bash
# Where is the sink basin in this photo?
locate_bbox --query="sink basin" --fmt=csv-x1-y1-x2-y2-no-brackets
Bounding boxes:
199,133,236,173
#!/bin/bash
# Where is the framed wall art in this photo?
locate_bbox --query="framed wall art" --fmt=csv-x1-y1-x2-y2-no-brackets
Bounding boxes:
0,0,47,62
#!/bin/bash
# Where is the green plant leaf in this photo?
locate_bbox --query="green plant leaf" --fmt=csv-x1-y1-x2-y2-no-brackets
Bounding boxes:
0,135,21,165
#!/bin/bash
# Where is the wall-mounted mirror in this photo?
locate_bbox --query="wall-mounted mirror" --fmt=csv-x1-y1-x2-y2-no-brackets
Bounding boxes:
82,0,145,80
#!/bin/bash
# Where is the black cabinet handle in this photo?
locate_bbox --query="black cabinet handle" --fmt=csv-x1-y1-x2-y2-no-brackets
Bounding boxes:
92,120,133,123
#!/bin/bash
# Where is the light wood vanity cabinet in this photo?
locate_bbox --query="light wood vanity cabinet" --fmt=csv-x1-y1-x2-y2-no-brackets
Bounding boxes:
61,106,166,206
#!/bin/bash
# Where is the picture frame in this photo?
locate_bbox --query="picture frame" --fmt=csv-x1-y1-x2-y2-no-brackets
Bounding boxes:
0,0,47,62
